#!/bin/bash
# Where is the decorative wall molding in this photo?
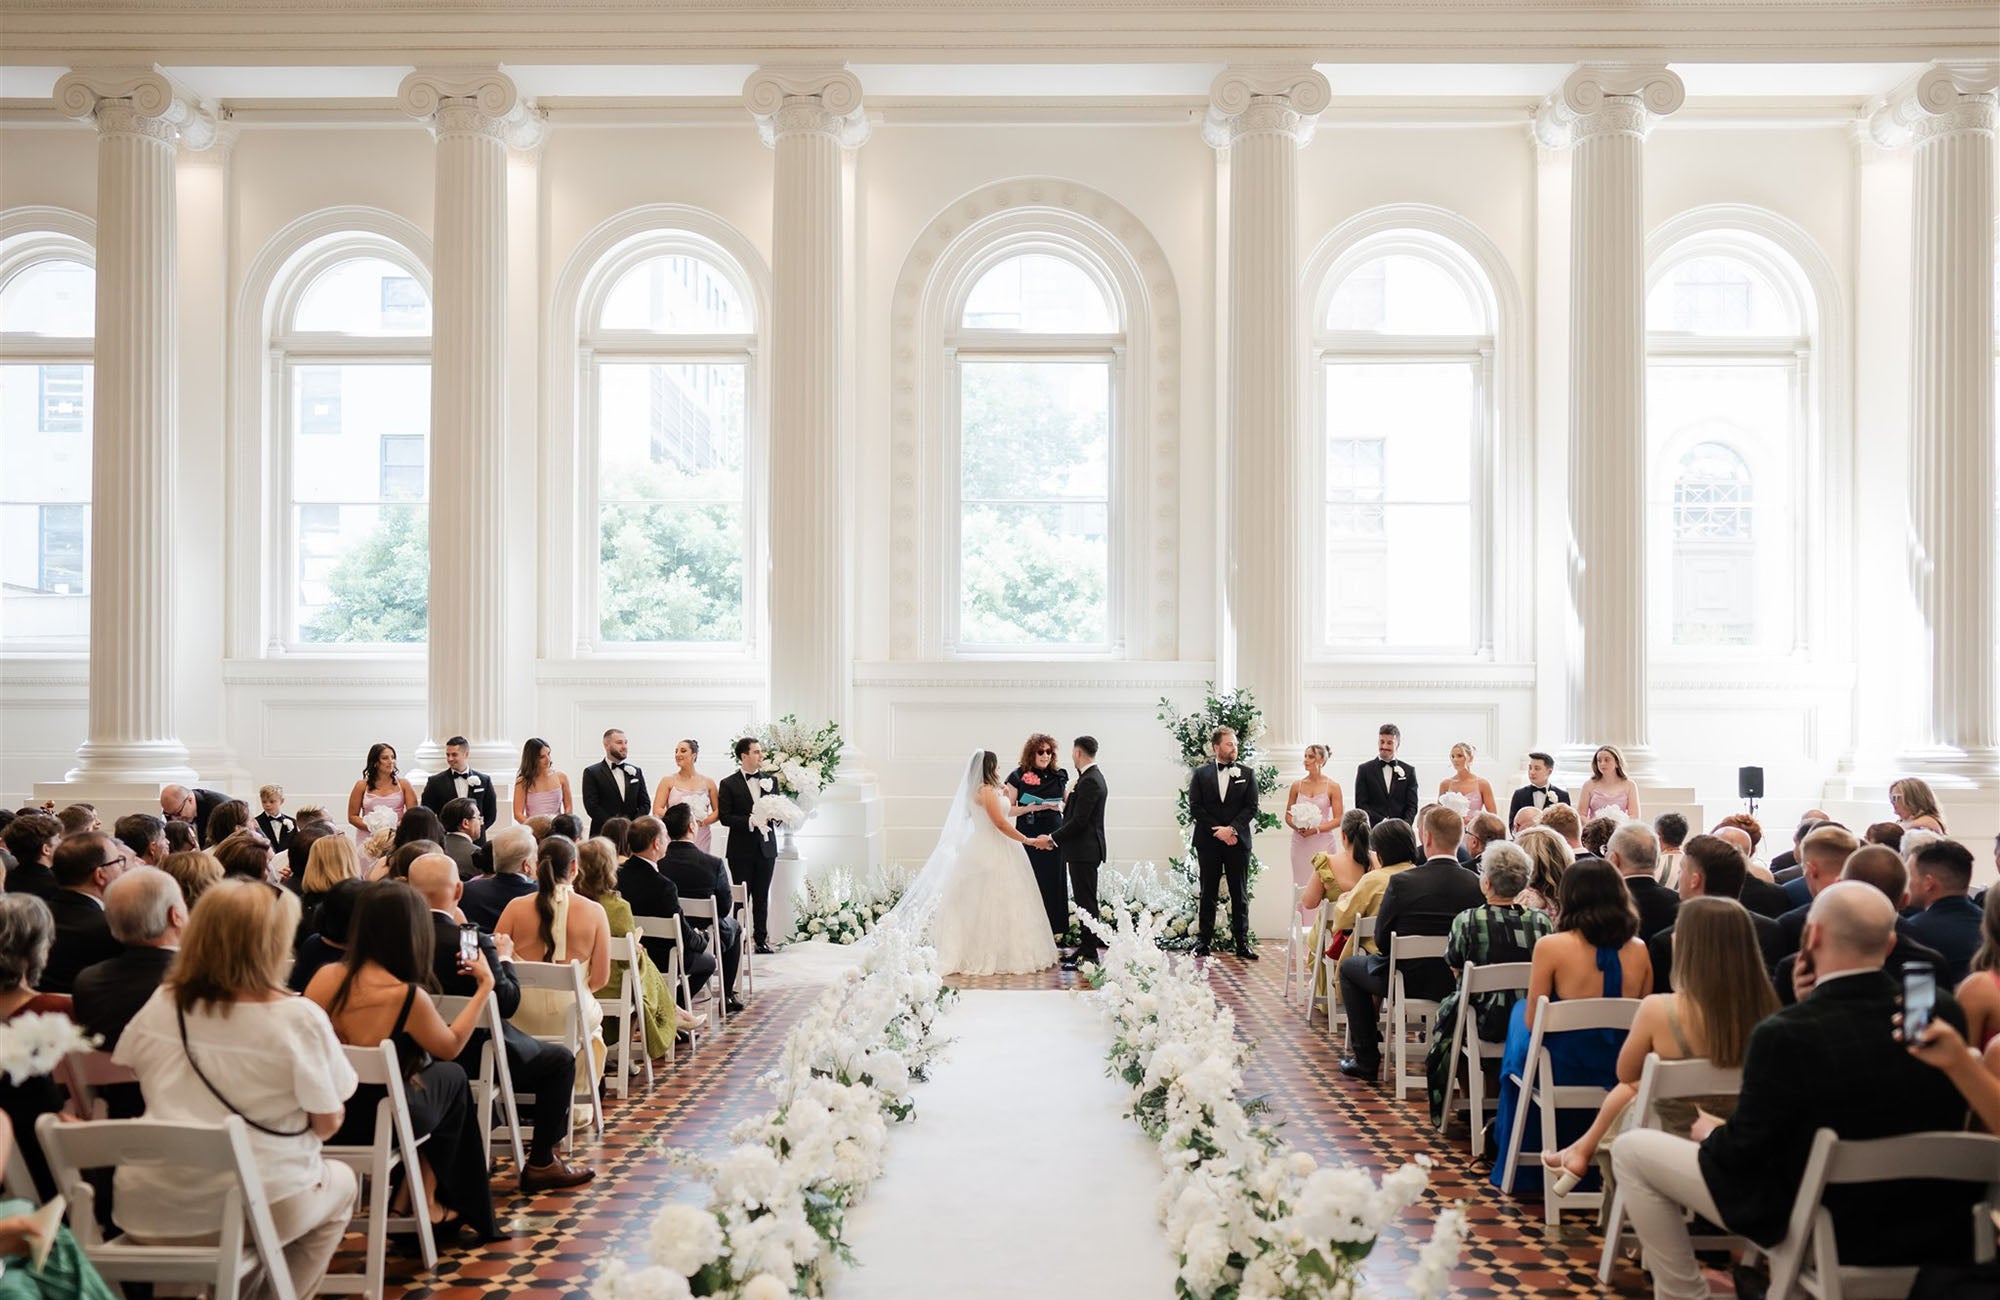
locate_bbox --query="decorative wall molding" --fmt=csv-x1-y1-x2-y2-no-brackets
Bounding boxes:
52,65,220,152
743,66,869,147
397,68,545,151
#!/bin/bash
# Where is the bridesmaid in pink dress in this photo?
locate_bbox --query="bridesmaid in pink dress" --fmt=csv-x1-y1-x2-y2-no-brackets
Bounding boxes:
1438,742,1497,819
513,736,574,823
1578,745,1640,821
346,742,417,842
1285,744,1344,907
653,738,721,854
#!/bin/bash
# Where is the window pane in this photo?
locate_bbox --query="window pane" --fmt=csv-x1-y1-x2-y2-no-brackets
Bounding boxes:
598,254,748,333
962,253,1114,333
1645,254,1795,336
1,361,92,641
292,257,431,335
0,259,93,337
294,504,428,644
960,502,1109,647
960,361,1109,502
595,362,749,644
1327,253,1482,335
289,365,430,502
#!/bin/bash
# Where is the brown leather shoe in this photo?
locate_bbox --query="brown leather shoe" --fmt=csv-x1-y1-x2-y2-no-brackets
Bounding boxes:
519,1156,596,1194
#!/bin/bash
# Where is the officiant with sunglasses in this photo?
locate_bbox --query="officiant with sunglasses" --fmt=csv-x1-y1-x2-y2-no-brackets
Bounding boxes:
582,728,652,838
1007,733,1071,940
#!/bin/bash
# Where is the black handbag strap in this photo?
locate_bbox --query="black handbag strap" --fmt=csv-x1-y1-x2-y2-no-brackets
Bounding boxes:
176,1004,312,1138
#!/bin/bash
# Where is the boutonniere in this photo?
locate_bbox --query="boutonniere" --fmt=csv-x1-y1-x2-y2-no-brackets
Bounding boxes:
1393,765,1405,780
464,776,482,790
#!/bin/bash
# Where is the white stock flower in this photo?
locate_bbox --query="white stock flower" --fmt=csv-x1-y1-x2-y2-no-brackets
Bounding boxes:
646,1205,723,1276
712,1145,790,1207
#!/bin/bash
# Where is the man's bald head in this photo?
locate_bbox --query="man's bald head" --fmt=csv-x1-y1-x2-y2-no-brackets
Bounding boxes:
407,854,461,911
1839,844,1908,908
1715,825,1754,858
1803,879,1897,972
1512,806,1541,834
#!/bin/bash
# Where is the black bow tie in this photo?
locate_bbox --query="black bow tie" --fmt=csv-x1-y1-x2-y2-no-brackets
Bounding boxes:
1531,786,1547,794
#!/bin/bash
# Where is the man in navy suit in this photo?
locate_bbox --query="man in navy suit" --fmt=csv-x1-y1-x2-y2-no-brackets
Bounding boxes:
1352,724,1417,826
1187,726,1259,959
1903,838,1982,986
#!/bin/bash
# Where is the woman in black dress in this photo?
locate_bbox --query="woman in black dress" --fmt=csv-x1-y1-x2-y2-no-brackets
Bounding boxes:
1006,734,1070,940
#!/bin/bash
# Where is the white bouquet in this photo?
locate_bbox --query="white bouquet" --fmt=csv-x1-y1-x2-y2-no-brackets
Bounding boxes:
748,792,807,834
1291,801,1324,833
0,1011,96,1084
1437,790,1472,820
362,805,400,835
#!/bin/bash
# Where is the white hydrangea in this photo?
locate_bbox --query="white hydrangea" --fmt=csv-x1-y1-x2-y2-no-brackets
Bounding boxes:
646,1205,722,1276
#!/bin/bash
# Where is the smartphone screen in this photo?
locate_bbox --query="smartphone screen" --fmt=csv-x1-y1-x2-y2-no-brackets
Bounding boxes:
459,924,479,964
1901,961,1936,1042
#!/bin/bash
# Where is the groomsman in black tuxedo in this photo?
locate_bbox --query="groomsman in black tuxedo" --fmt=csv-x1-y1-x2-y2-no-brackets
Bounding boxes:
1187,726,1259,959
421,736,498,842
1037,736,1108,970
1507,750,1570,824
718,738,781,953
581,728,651,838
1352,723,1418,827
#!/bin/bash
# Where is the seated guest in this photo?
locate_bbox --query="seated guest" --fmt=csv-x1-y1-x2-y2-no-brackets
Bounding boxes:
1863,820,1904,852
1713,814,1774,880
463,826,537,931
1610,882,1974,1293
1542,896,1777,1193
1648,834,1785,989
42,832,130,995
575,837,688,1055
1463,812,1508,866
1338,807,1484,1082
1540,803,1585,857
1773,813,1833,887
157,785,228,842
406,855,594,1192
494,836,609,1064
1514,825,1572,915
1715,823,1790,918
1891,776,1948,834
1511,805,1542,836
549,813,585,844
1299,811,1372,1011
1325,818,1418,961
73,866,185,1052
1774,846,1947,1008
0,894,66,1199
1,812,60,900
1489,858,1652,1192
202,799,251,850
1653,812,1689,889
1905,838,1981,986
597,816,633,858
394,806,447,853
254,784,296,857
1581,814,1620,862
285,816,334,894
56,805,98,837
383,839,438,882
112,880,359,1298
1424,841,1553,1128
159,849,223,908
1955,886,2000,1050
162,818,199,855
290,878,372,993
1774,824,1864,957
1779,823,1841,905
1607,822,1677,942
525,815,555,843
304,883,502,1241
300,833,364,938
660,803,743,1011
617,816,718,998
438,797,483,880
112,813,169,867
211,829,272,883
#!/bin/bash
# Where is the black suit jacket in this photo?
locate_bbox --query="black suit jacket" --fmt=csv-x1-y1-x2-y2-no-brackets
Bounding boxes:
1507,783,1570,822
1648,910,1785,993
460,873,535,933
1376,856,1486,1001
43,891,124,995
254,812,296,855
1737,874,1791,920
1773,927,1949,1007
1623,874,1681,942
1699,970,1973,1260
421,768,498,841
618,854,684,967
426,912,550,1068
717,770,780,875
72,945,175,1050
190,789,230,844
1353,759,1418,826
1051,766,1108,865
581,760,650,836
661,841,731,927
1186,763,1256,845
5,862,57,901
1902,895,1983,986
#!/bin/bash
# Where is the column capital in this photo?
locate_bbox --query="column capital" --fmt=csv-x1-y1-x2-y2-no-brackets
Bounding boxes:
1533,63,1684,148
1203,66,1332,149
398,68,545,151
1865,60,1998,148
744,67,869,148
54,66,220,151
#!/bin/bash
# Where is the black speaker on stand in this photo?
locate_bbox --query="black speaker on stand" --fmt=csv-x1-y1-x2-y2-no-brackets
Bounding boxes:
1738,766,1764,818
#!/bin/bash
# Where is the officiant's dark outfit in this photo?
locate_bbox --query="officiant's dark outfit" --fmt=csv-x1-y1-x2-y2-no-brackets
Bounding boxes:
718,767,781,948
1008,763,1070,938
1188,762,1258,955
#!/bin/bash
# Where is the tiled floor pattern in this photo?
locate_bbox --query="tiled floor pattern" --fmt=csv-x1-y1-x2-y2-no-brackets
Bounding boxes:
372,951,1706,1298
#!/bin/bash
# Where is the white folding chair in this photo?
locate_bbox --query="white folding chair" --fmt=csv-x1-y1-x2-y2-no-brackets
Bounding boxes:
1301,900,1335,1027
679,897,727,1025
1332,915,1378,1049
731,882,755,1001
1383,933,1450,1099
1765,1128,2000,1300
1283,882,1310,1005
36,1113,302,1300
1497,994,1642,1225
435,992,526,1171
321,1040,437,1293
55,1048,139,1120
1598,1053,1746,1284
509,960,606,1137
1436,960,1533,1156
598,931,655,1097
635,914,714,1054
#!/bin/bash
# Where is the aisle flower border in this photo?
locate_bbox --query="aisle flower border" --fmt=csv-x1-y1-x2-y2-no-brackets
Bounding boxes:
790,865,914,945
1086,913,1467,1300
598,918,955,1300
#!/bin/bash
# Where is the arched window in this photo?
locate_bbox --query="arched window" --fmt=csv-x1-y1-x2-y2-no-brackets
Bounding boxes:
580,236,755,647
0,232,94,647
1646,231,1810,653
272,238,431,646
1313,231,1496,653
950,248,1117,650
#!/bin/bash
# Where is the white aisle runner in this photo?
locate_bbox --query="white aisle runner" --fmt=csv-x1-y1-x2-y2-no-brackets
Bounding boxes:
838,990,1177,1299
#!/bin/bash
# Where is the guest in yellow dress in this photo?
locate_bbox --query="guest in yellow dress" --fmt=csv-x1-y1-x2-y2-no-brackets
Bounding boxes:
575,837,687,1058
1299,810,1374,1004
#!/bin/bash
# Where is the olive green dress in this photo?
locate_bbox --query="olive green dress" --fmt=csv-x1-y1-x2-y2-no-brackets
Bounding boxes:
595,892,676,1060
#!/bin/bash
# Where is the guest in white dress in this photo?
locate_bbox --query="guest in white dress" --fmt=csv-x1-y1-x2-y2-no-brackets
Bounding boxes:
1285,745,1343,906
653,739,721,855
1578,745,1641,821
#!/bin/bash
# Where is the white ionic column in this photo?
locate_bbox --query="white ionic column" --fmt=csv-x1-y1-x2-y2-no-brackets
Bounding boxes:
747,68,881,871
1871,63,2000,778
46,69,216,800
1536,65,1684,777
1206,67,1329,761
399,71,542,776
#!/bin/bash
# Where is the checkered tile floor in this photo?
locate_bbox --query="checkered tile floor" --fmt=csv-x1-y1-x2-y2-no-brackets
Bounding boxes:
373,947,1717,1298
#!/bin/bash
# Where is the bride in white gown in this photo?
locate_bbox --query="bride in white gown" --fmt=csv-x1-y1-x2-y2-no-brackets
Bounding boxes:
887,750,1060,976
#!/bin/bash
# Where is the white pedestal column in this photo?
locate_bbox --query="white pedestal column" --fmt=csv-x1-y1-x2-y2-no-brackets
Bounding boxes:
747,68,881,874
1536,65,1684,780
1872,63,2000,783
38,69,216,814
399,71,541,784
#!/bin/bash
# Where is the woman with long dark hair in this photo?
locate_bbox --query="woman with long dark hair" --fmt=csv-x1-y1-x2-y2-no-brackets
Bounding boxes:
1006,733,1070,940
513,737,573,823
347,742,417,841
496,835,609,1068
652,739,721,855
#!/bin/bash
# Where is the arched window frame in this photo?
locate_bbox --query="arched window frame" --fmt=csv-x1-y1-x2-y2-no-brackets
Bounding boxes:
1303,207,1525,660
889,181,1181,661
0,208,96,653
1644,209,1841,662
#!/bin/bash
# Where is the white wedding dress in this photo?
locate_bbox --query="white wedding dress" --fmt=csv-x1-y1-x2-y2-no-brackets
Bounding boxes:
886,752,1060,976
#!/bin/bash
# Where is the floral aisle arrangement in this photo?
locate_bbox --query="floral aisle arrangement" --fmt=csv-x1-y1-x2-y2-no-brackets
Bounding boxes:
735,716,844,813
790,865,915,945
1155,685,1284,951
597,919,956,1300
1086,912,1466,1300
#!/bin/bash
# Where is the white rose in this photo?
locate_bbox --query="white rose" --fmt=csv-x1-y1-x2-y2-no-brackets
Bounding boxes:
647,1204,723,1275
742,1276,791,1300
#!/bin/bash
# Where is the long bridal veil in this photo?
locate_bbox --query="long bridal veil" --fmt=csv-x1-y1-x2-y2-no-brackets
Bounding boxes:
882,750,986,931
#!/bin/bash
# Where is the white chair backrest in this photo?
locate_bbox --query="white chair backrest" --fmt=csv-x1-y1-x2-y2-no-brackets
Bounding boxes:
1531,995,1641,1036
632,914,677,944
605,932,643,991
511,959,583,994
680,897,718,923
1631,1053,1743,1127
1821,1129,2000,1187
1355,915,1377,941
435,989,509,1041
1388,934,1450,964
1460,961,1533,996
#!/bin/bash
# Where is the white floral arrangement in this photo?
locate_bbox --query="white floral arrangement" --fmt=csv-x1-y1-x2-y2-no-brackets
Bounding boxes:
361,805,400,836
1436,791,1471,821
1291,801,1325,834
736,716,844,812
749,793,808,835
597,917,955,1299
0,1011,97,1085
791,865,913,945
1085,912,1466,1299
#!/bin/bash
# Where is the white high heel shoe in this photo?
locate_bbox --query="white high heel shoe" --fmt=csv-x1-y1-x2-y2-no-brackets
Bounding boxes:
1540,1150,1583,1197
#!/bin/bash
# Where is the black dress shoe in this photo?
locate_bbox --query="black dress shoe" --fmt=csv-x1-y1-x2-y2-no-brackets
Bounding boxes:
726,996,746,1015
1235,948,1259,961
1191,944,1211,957
1339,1057,1380,1082
755,942,778,956
1060,955,1081,971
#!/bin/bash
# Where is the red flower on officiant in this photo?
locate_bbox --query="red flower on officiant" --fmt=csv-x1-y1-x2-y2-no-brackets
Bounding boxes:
1020,771,1041,786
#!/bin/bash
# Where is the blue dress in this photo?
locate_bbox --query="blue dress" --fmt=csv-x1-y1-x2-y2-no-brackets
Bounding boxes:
1488,943,1627,1193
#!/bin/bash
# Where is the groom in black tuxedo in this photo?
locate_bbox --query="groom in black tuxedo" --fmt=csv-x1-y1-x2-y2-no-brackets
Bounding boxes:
1037,736,1108,970
718,737,782,953
1353,723,1418,826
1187,726,1259,959
581,728,650,837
